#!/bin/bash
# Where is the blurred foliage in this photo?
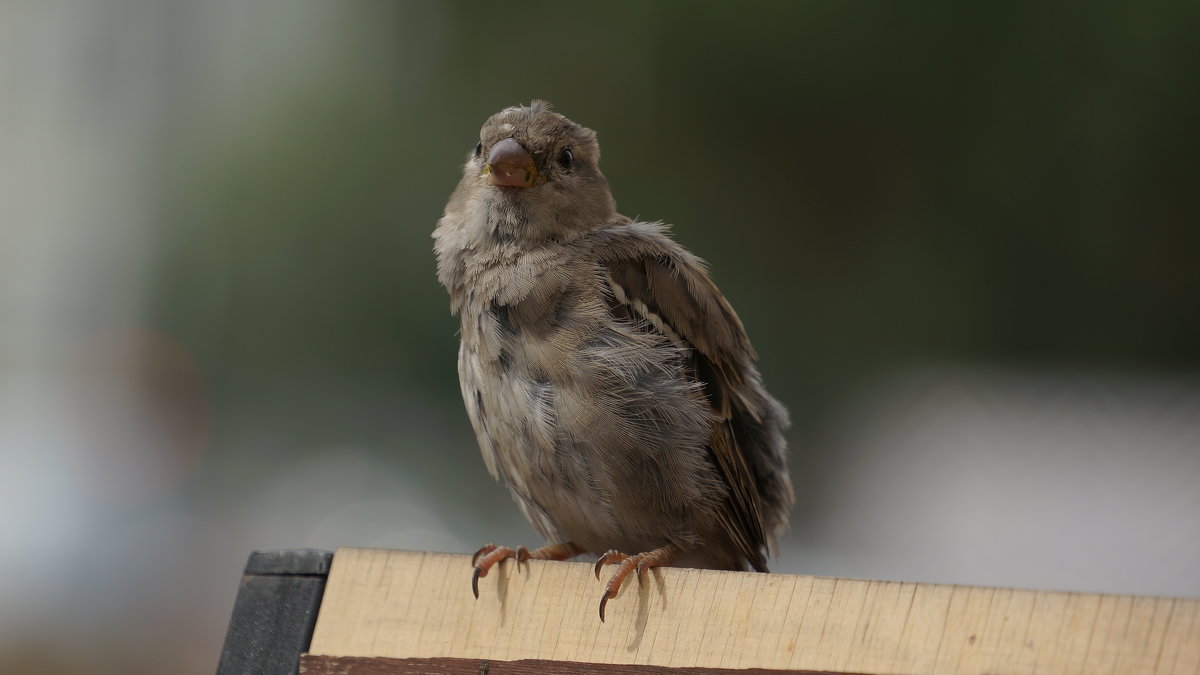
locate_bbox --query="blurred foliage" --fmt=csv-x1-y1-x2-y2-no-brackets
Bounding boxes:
150,2,1199,489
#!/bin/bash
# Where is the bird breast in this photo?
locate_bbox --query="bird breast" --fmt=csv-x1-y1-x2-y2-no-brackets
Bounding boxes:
454,254,723,551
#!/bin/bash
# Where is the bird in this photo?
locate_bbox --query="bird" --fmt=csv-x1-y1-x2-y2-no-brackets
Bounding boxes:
433,100,793,621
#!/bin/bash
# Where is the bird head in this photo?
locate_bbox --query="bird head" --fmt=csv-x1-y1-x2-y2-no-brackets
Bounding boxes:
456,101,616,241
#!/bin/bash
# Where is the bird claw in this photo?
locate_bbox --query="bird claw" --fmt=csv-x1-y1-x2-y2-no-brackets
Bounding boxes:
598,587,616,622
470,544,518,598
471,541,581,598
595,557,638,623
515,545,532,563
591,546,676,622
471,543,498,566
593,549,628,579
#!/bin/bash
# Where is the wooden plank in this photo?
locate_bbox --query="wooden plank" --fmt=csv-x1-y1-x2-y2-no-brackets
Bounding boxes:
307,548,1200,675
299,654,851,674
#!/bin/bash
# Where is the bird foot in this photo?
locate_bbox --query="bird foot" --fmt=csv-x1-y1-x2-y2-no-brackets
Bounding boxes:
471,541,580,598
593,544,678,622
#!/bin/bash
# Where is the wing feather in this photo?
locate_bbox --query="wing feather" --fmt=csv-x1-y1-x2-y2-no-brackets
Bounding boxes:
597,221,782,571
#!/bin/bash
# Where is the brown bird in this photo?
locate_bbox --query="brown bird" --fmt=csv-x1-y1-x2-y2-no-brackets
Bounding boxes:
434,101,793,621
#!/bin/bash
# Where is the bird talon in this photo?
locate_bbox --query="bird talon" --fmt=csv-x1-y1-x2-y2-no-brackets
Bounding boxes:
470,544,515,598
598,589,615,622
471,542,579,596
471,543,497,566
636,557,659,587
593,549,627,579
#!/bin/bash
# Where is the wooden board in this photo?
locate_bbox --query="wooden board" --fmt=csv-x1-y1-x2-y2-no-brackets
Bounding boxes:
299,654,849,673
306,547,1200,675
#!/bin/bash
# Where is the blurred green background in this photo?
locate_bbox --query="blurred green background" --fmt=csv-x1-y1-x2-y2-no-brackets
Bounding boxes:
2,1,1198,672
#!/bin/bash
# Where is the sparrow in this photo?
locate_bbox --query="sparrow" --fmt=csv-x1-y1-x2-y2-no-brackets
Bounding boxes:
434,101,793,621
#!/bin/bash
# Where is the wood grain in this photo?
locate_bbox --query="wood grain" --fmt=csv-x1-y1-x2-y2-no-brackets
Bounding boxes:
299,655,853,674
307,548,1200,675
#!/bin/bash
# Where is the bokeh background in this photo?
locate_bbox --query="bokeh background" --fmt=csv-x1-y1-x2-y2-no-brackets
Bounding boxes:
2,1,1198,672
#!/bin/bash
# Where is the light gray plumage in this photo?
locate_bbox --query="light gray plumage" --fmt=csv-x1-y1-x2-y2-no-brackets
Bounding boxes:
434,101,793,604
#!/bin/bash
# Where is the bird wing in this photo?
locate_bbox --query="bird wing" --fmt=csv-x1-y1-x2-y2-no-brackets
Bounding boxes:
596,221,771,571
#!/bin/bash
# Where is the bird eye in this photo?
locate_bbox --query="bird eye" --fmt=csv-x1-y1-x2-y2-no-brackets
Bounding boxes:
557,148,574,168
474,141,483,158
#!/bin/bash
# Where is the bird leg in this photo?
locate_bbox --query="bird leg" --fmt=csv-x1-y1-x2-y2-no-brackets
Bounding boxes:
471,541,581,598
593,544,679,622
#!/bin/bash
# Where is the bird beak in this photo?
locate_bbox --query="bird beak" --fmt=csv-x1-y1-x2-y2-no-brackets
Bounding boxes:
485,138,538,188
